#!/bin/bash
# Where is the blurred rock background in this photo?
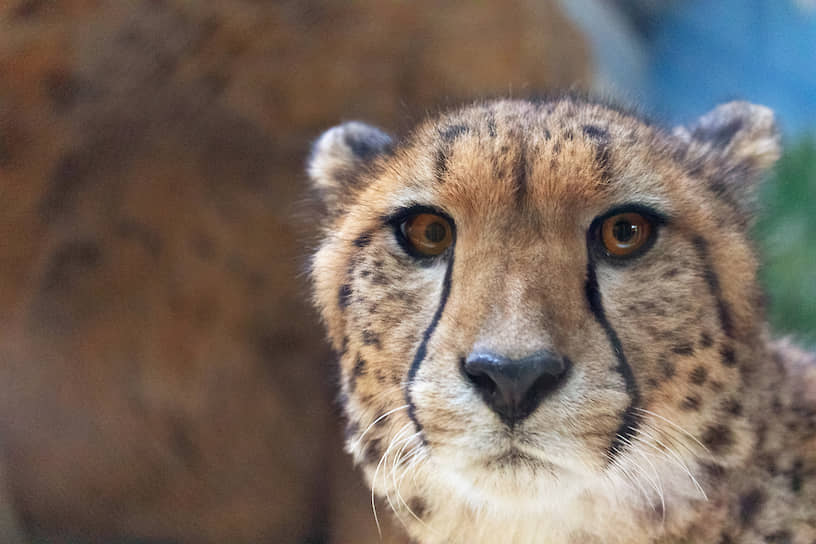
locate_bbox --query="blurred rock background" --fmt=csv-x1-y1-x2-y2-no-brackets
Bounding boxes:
0,1,812,543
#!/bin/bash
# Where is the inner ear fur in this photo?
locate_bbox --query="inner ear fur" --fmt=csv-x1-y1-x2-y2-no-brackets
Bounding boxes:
307,121,393,215
674,101,781,216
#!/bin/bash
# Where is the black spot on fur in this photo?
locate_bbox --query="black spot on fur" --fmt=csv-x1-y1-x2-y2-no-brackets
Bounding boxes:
42,240,103,291
659,355,675,380
738,488,765,525
681,395,701,411
486,113,497,138
723,398,743,416
582,124,609,140
689,365,708,385
361,329,381,349
702,424,734,454
364,438,383,464
664,268,679,278
352,232,373,248
440,124,469,142
407,497,428,519
582,125,612,181
672,343,695,356
348,354,367,393
434,148,449,180
720,345,737,367
370,271,389,285
338,284,352,310
703,462,726,482
594,144,612,182
699,331,714,348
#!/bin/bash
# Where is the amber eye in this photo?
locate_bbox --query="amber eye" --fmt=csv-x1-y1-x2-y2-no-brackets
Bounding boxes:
600,212,654,257
399,213,453,257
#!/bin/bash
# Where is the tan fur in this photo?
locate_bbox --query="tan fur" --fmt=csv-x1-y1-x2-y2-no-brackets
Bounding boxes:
309,97,816,543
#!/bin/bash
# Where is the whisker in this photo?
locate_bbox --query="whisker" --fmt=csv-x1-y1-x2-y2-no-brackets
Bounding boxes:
628,437,667,521
635,426,708,501
392,433,430,527
616,434,661,512
351,404,410,451
371,422,412,535
606,448,652,510
383,423,415,528
634,408,709,453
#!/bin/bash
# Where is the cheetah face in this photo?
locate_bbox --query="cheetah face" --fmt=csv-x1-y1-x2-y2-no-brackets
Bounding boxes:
308,98,779,530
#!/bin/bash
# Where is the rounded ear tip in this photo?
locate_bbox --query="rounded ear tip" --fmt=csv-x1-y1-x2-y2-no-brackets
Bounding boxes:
720,102,781,170
306,122,393,214
307,122,393,187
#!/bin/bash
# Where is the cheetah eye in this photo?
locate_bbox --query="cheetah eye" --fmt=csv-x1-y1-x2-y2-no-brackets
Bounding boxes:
595,209,660,259
398,212,454,257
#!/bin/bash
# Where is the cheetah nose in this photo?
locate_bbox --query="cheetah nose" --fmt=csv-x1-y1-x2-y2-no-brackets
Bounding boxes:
462,350,569,424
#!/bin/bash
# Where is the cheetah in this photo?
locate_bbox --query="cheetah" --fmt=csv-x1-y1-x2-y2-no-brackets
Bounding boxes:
307,97,816,544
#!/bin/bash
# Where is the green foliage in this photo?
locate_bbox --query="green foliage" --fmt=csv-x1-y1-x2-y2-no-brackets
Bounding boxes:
755,136,816,346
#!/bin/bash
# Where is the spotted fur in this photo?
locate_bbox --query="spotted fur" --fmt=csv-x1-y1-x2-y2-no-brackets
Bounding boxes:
308,97,816,544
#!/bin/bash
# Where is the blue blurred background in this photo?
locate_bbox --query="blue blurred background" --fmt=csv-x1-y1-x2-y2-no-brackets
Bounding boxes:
566,0,816,344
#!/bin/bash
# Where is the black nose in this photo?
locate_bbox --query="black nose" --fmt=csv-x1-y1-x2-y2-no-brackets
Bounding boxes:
462,350,569,424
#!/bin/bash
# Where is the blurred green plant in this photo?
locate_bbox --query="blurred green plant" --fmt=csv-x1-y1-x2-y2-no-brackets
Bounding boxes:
755,136,816,346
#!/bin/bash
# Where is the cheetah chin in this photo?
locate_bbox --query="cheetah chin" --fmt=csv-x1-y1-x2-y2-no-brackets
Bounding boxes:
307,96,816,544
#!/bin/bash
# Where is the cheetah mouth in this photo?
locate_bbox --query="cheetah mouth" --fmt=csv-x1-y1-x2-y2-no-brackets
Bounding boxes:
482,447,560,473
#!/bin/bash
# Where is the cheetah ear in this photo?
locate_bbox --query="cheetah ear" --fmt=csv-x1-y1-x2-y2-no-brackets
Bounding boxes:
307,121,393,214
674,101,781,215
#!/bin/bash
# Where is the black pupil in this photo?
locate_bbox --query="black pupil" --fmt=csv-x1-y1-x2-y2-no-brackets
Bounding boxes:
424,221,447,243
613,220,637,243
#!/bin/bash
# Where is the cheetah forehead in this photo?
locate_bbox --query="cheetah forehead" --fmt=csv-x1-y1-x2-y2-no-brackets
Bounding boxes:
310,96,779,234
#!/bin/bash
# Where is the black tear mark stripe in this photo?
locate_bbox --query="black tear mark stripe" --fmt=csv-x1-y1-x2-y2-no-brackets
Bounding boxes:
406,254,455,439
692,236,735,339
584,255,641,459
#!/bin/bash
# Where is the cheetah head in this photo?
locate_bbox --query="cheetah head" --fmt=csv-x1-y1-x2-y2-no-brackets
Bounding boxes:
307,98,780,542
